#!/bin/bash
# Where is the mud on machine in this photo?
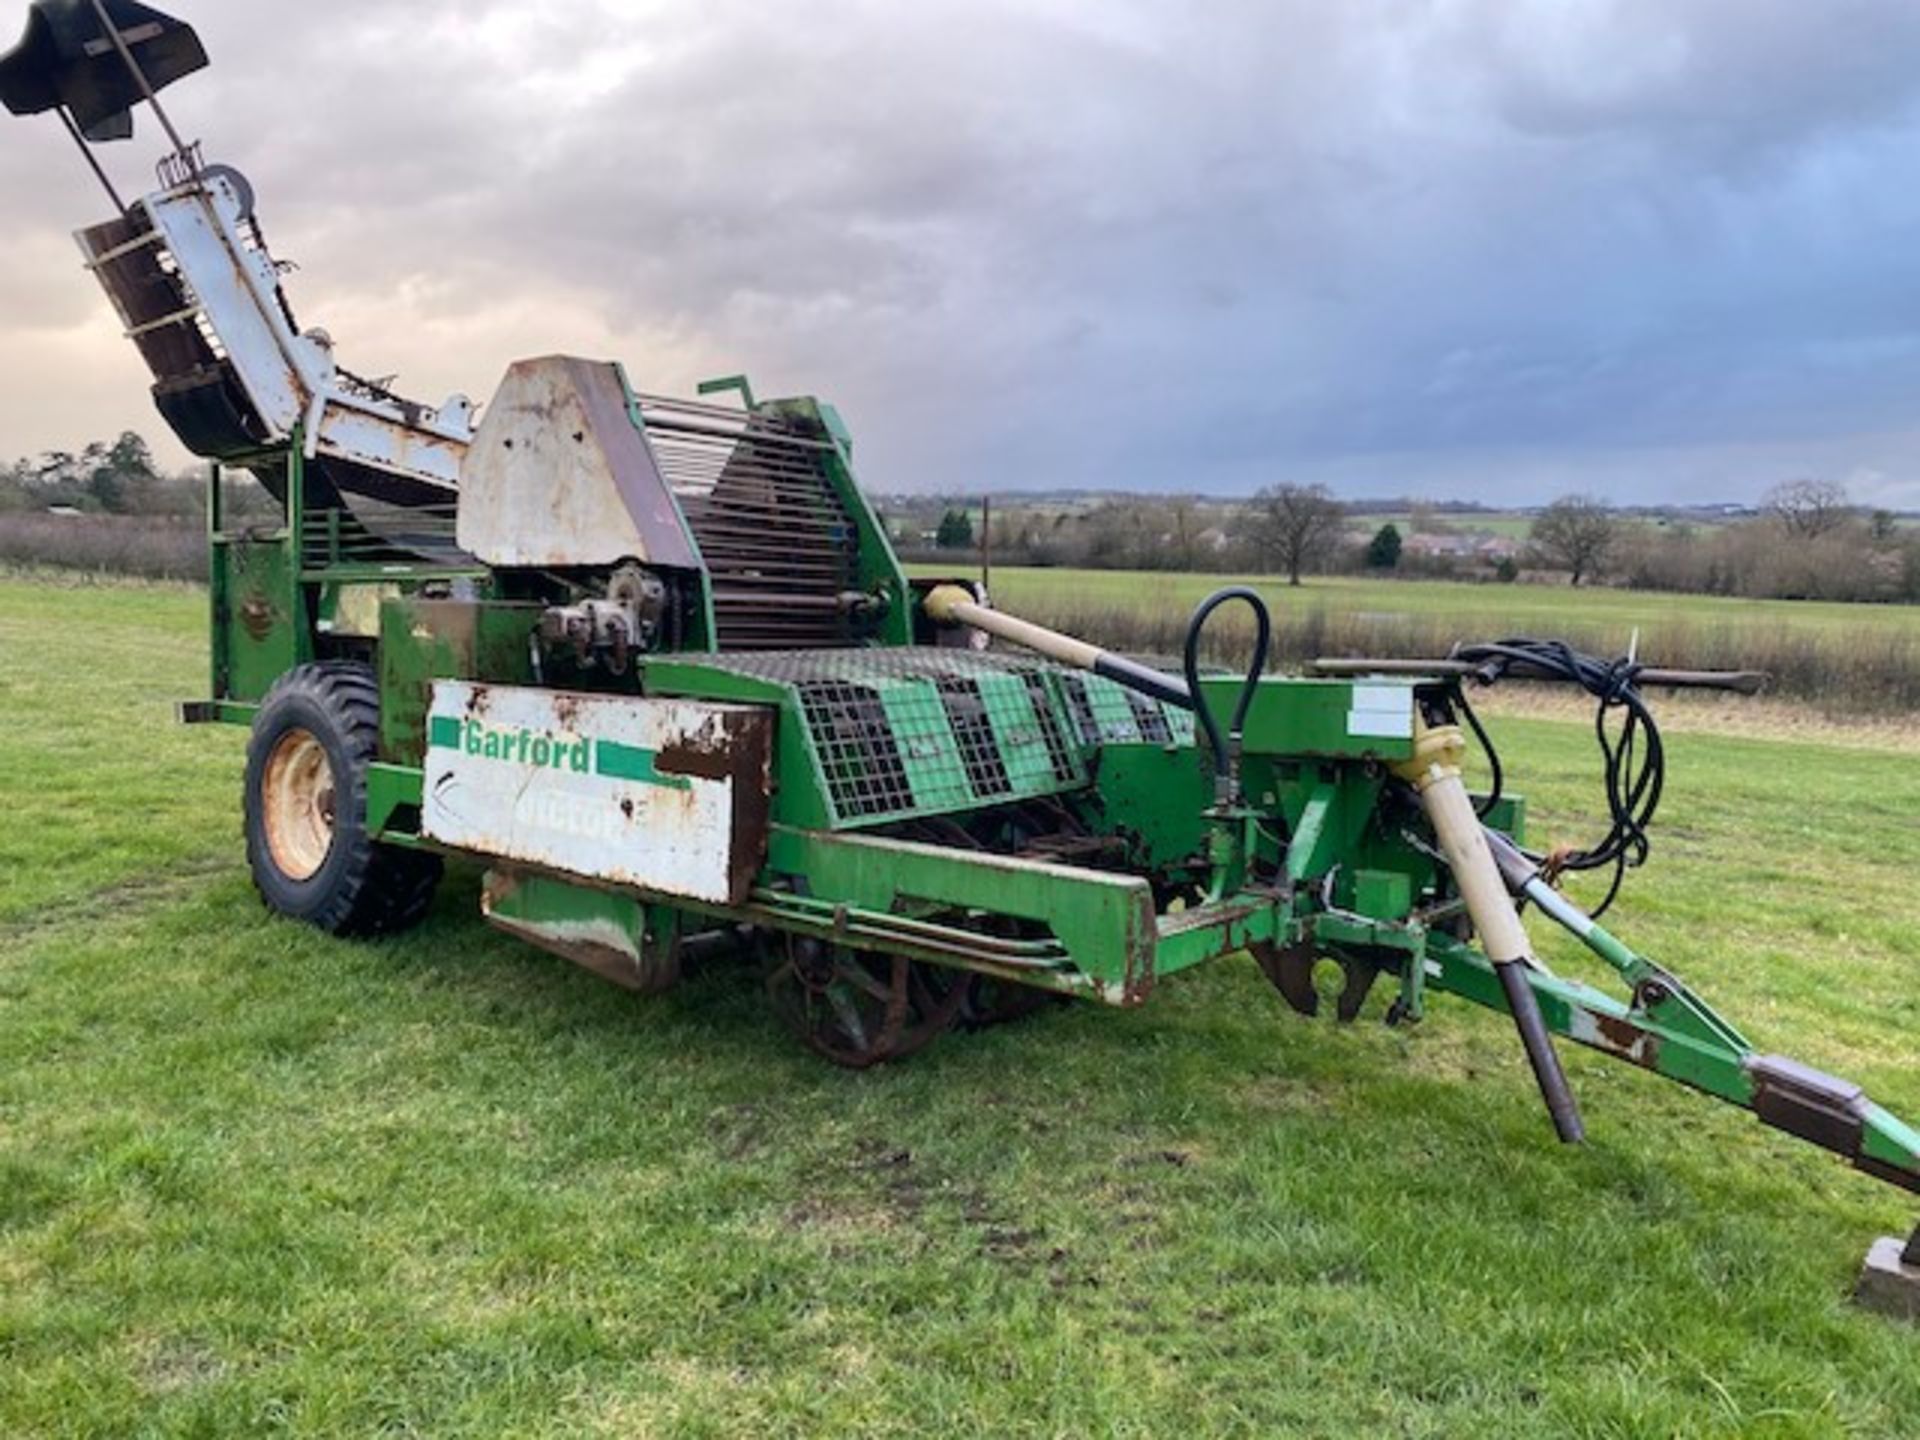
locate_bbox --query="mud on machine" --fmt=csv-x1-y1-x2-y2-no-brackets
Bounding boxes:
7,0,1917,1313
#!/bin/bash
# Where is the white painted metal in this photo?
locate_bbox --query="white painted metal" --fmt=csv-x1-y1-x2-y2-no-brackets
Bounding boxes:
96,170,472,490
457,356,700,568
421,682,755,904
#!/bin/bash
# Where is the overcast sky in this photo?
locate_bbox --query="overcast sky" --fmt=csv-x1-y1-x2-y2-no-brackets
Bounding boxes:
6,0,1920,505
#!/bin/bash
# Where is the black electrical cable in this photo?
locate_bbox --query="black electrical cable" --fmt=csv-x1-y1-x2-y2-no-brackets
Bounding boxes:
1449,638,1664,918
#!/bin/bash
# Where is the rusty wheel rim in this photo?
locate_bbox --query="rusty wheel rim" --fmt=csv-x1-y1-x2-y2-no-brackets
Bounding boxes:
262,727,336,881
766,939,969,1068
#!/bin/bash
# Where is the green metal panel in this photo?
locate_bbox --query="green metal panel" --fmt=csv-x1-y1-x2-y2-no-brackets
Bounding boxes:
1092,743,1211,870
1152,894,1285,977
1209,676,1418,761
1351,869,1412,921
482,867,683,992
210,531,302,702
376,597,543,765
979,672,1061,793
366,761,425,840
877,684,974,812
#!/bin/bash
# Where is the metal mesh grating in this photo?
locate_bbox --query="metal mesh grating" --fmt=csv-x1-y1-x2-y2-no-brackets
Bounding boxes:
935,677,1012,800
1125,689,1175,745
667,647,1057,687
1058,672,1194,748
1021,673,1081,785
1058,674,1102,748
795,680,916,819
661,648,1192,826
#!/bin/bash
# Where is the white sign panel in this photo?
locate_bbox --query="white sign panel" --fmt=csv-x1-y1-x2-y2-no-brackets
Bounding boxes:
421,682,769,904
1345,682,1415,740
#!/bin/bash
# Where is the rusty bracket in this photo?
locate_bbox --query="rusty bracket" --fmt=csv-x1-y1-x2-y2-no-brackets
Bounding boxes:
1252,939,1318,1017
1251,939,1383,1022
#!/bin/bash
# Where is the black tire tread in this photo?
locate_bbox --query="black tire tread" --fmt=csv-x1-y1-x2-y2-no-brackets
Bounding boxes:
245,660,441,937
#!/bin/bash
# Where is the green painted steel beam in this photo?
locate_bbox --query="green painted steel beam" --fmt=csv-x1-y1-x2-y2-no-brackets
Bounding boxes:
764,823,1157,1002
1424,933,1920,1194
1153,893,1285,976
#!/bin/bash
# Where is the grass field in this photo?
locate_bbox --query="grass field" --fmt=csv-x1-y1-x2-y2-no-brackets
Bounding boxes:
4,575,1920,1437
940,566,1920,638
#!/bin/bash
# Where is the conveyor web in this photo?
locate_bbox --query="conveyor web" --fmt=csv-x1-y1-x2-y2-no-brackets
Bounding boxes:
637,394,861,650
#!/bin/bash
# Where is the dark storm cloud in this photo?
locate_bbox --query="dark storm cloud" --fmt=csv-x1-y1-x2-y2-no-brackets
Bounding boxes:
5,0,1920,503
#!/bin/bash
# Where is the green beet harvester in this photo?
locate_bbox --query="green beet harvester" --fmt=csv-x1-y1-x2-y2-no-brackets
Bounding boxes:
7,0,1918,1312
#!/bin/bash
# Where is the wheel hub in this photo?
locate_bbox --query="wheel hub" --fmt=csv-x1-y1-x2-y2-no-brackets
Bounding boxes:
261,727,336,881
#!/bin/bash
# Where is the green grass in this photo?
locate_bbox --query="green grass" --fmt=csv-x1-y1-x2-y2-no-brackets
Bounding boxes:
940,566,1920,639
3,576,1919,1437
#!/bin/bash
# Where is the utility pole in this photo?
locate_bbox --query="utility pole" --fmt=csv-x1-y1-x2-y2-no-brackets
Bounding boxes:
980,494,992,597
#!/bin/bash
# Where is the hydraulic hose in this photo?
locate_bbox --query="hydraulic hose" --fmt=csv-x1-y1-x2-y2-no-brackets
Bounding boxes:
1182,587,1271,803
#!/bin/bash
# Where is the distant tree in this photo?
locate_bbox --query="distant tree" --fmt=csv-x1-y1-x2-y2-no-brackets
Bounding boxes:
1869,508,1898,543
1077,501,1140,568
1529,494,1618,586
935,507,974,549
1252,483,1344,586
1764,478,1851,539
0,458,28,512
1494,555,1520,583
1364,522,1402,570
1166,498,1203,571
23,431,163,513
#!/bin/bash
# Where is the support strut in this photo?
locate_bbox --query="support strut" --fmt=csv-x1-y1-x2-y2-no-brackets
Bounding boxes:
1393,714,1584,1144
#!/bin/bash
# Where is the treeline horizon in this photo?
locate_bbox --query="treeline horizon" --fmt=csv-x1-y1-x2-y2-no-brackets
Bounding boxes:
891,480,1920,606
2,430,1919,606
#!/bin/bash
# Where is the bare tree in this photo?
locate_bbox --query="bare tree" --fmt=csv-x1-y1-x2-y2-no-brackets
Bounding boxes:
1166,498,1203,571
1765,478,1852,539
1529,494,1618,586
1252,483,1344,586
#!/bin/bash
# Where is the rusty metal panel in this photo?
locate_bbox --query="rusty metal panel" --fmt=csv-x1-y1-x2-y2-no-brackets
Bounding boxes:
421,681,771,904
457,356,702,569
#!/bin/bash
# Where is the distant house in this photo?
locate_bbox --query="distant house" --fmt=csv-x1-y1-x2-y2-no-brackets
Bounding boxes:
1402,531,1519,562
